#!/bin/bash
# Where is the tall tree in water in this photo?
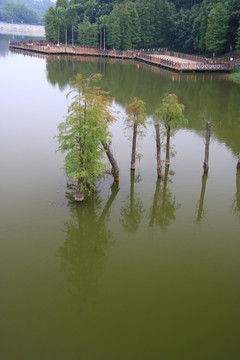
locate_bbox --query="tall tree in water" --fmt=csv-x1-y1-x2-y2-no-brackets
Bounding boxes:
56,73,116,202
153,112,165,178
124,97,147,171
155,94,186,167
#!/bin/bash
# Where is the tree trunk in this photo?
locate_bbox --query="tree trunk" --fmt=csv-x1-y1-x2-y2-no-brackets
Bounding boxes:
237,154,240,170
165,125,170,167
72,24,74,47
104,26,106,50
100,28,102,50
65,26,67,45
203,121,211,173
155,123,161,178
131,124,137,170
102,142,119,182
75,178,84,202
58,23,60,44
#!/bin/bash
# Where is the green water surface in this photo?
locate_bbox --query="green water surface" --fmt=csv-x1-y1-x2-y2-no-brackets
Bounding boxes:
0,35,240,360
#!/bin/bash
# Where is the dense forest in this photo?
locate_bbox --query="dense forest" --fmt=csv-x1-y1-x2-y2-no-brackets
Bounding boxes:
0,0,52,24
43,0,240,55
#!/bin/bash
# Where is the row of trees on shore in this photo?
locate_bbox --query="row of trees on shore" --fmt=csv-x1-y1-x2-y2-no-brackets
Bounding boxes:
44,0,240,55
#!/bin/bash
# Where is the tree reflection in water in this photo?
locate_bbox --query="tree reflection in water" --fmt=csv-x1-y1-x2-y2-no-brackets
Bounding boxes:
232,170,240,215
58,181,119,302
149,167,180,230
196,173,208,222
120,171,144,233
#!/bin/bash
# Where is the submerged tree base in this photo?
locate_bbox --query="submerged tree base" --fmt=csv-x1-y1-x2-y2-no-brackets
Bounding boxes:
237,157,240,170
203,162,209,174
75,192,84,202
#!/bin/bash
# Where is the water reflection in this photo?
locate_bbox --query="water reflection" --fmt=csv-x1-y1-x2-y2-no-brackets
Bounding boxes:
196,173,208,222
232,170,240,215
149,167,180,230
0,34,44,57
59,182,119,302
120,171,144,233
42,53,240,156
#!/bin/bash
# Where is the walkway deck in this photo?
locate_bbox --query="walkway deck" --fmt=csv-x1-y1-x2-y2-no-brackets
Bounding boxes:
9,40,235,73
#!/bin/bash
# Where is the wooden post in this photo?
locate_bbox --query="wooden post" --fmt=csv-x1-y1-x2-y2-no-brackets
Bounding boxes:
203,121,211,174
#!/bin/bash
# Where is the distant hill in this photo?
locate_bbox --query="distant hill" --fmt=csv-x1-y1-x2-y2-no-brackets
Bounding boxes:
0,0,53,24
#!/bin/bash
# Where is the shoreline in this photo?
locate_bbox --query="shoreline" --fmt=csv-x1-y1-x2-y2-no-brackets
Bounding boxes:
0,23,45,37
9,40,234,73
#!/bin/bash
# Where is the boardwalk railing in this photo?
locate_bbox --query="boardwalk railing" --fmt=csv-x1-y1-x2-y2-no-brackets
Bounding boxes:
136,53,234,72
9,40,137,59
165,51,205,63
9,40,235,72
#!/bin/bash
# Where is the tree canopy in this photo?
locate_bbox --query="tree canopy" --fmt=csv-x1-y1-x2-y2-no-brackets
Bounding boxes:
42,0,240,54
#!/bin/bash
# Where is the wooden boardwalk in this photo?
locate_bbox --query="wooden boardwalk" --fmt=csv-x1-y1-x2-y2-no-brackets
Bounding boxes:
9,40,235,73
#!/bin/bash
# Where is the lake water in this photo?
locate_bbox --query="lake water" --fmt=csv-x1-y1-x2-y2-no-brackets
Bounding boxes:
1,34,240,360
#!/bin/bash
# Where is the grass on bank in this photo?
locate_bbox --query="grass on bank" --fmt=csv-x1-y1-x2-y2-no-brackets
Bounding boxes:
231,65,240,83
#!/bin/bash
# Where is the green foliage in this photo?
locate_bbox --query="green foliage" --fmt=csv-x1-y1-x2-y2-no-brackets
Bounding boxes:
56,73,114,197
155,94,187,131
44,6,58,42
231,65,240,83
78,16,98,46
136,0,155,48
205,2,229,54
107,4,121,49
236,22,240,49
0,0,52,23
107,2,140,50
155,93,186,166
226,0,240,48
124,97,147,133
174,5,201,52
42,0,240,53
0,1,40,24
